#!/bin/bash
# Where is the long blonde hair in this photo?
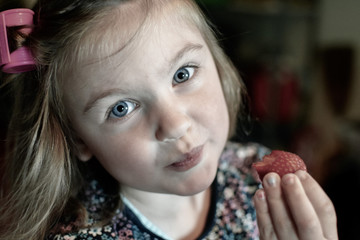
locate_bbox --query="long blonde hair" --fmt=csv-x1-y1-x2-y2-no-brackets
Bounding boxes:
0,0,246,239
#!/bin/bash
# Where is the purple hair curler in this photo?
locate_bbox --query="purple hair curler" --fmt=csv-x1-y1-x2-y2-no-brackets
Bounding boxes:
0,9,36,73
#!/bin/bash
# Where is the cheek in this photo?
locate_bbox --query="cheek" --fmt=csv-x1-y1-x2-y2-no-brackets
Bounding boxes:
85,130,150,163
83,132,156,180
198,75,229,138
212,88,230,139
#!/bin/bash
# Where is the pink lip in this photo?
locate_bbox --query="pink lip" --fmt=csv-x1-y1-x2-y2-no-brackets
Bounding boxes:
167,145,204,172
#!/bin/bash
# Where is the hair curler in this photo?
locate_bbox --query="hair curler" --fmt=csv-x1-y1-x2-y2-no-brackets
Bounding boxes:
0,9,36,73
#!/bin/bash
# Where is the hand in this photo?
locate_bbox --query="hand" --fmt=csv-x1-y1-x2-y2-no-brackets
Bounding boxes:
254,170,338,240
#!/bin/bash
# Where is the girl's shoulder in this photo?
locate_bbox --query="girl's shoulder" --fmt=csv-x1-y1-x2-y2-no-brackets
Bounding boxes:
198,141,269,239
219,141,270,175
217,141,269,187
217,140,270,188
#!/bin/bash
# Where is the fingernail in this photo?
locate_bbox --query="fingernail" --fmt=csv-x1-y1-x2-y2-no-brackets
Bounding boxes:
267,175,276,187
283,174,295,185
295,170,307,181
256,190,266,200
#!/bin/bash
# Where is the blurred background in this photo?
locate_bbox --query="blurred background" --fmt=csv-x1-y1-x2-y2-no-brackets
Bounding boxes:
196,0,360,238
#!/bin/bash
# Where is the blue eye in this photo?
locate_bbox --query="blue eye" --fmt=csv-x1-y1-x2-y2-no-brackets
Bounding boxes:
173,66,195,84
109,100,138,119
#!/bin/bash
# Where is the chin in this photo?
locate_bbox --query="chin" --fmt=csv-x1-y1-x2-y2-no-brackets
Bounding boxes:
175,167,218,196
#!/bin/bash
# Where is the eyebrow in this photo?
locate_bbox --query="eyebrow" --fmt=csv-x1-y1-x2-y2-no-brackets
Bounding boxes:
83,43,204,114
168,43,204,73
84,88,124,114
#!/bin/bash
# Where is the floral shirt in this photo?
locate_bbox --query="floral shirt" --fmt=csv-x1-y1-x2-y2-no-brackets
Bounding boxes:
48,142,268,240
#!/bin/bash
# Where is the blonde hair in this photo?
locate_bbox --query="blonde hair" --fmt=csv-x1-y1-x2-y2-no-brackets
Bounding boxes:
0,0,247,239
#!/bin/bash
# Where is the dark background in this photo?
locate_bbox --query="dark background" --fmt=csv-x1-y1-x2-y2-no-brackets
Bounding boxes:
196,0,360,239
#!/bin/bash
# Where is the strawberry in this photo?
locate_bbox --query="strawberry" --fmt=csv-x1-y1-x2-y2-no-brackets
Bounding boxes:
252,150,307,181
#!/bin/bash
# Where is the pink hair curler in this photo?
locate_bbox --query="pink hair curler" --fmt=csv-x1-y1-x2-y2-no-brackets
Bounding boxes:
0,9,36,73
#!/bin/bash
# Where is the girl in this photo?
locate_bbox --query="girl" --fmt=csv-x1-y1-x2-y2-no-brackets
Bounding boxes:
0,0,337,239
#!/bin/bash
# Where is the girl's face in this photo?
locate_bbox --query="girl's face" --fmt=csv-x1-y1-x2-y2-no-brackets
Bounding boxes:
62,2,229,196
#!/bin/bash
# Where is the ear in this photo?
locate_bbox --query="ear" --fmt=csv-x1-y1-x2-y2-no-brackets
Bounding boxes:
75,138,93,162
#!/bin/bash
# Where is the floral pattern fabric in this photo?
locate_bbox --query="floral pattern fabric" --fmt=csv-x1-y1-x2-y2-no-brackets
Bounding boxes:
48,142,268,240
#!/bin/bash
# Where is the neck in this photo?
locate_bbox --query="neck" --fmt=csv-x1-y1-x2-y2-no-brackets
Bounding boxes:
121,187,212,239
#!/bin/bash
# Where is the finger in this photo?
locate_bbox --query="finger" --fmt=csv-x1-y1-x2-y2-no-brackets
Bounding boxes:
295,171,338,240
262,173,297,240
281,173,323,240
254,189,277,240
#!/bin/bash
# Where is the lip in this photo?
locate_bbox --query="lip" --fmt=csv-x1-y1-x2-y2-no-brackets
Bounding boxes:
167,145,204,172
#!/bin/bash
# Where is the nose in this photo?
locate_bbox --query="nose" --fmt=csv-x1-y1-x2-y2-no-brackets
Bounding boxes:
155,103,191,142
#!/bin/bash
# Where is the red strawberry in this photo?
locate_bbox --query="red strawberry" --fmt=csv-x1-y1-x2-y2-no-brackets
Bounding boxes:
252,150,307,181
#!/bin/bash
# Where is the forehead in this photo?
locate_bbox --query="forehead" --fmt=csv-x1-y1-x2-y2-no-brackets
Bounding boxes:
74,0,203,66
61,0,209,103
